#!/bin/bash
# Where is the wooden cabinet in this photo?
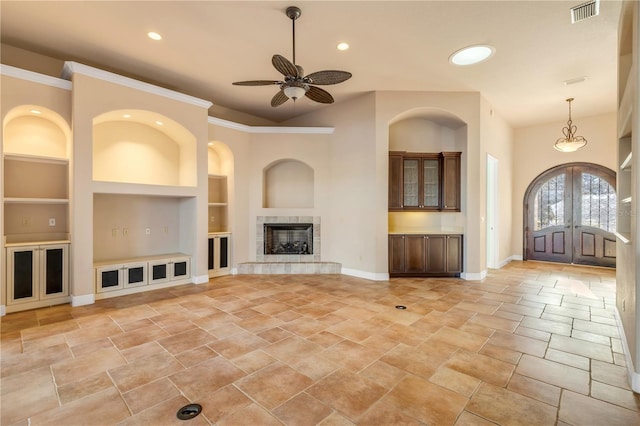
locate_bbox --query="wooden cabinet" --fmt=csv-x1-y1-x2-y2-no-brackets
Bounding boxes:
95,260,147,293
208,233,231,277
6,243,69,308
389,151,461,211
388,234,462,277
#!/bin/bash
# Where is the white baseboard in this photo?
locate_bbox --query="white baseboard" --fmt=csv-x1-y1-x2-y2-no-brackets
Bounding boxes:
193,274,209,284
0,305,5,317
461,270,487,280
231,267,238,275
341,268,389,281
497,254,523,269
614,308,640,393
71,293,95,307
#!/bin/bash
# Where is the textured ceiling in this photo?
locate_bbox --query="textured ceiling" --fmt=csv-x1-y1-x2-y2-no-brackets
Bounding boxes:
0,1,622,127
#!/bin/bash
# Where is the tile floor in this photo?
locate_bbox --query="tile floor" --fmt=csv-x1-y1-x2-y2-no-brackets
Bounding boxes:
1,261,639,425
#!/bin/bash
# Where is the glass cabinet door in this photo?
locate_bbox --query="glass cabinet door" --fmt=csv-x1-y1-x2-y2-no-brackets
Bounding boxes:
423,159,440,208
43,246,65,296
10,248,37,302
403,159,420,208
219,236,229,268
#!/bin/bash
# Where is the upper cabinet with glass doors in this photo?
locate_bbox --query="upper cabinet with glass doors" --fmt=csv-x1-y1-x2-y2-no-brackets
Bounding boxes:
389,151,461,212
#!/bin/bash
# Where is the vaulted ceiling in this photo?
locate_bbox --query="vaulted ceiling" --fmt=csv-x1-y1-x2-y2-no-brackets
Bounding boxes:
0,1,622,127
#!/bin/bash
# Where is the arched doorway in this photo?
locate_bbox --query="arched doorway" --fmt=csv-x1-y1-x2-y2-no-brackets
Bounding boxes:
524,163,616,268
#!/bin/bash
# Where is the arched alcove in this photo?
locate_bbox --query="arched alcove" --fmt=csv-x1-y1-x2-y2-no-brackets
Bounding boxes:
263,159,314,208
389,107,467,152
92,109,197,186
207,141,234,234
3,105,70,158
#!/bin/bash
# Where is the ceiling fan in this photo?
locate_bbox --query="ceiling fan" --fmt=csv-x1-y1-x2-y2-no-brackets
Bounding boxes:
232,6,352,107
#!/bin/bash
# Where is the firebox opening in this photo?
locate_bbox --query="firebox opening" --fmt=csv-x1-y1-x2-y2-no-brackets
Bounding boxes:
264,223,313,255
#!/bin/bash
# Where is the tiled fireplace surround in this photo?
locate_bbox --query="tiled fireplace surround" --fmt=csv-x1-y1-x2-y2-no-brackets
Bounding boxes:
237,216,342,274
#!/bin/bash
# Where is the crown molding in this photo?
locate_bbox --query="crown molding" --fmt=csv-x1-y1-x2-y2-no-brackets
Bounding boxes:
207,116,334,134
1,64,72,90
61,61,212,109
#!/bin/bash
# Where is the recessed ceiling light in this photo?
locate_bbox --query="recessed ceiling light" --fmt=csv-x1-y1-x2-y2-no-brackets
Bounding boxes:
208,142,214,146
449,45,495,66
155,120,164,126
122,114,132,118
337,42,349,51
30,109,41,114
147,31,162,41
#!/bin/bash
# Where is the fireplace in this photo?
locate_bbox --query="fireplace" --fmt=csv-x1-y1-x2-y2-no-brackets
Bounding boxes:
264,223,313,255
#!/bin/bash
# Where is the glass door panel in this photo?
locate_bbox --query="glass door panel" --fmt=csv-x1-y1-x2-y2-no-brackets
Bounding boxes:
403,159,419,207
44,247,64,295
423,159,439,208
13,250,35,300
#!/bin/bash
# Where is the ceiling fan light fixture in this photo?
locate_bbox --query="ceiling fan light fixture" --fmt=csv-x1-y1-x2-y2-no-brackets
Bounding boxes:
449,45,495,66
283,85,306,100
554,98,587,152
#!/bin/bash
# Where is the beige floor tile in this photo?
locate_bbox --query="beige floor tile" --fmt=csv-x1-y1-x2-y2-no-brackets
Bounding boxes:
454,410,497,425
1,343,72,378
157,328,215,355
109,351,184,393
549,334,613,362
357,399,423,425
430,326,488,352
488,329,548,357
444,350,514,387
507,373,561,406
359,360,407,389
307,369,386,420
273,392,333,425
321,339,382,372
478,342,522,365
544,347,590,370
122,378,181,414
516,354,590,394
52,346,126,385
110,324,170,351
57,371,114,404
29,387,130,425
591,380,640,412
198,384,252,423
382,343,447,379
232,349,277,373
559,390,640,425
430,366,481,397
383,374,468,425
217,403,282,426
0,366,58,425
208,330,269,359
235,362,313,409
119,394,209,426
466,382,557,425
520,316,572,335
169,355,246,400
591,359,632,390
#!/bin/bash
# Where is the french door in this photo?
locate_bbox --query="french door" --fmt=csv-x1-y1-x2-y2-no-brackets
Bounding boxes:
524,163,616,268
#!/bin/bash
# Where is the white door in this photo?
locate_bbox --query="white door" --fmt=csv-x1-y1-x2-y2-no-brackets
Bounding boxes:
486,155,499,269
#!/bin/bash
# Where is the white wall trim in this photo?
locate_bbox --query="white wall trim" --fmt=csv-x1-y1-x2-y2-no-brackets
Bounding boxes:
341,268,389,281
193,274,210,284
231,268,239,275
614,307,640,392
0,305,5,317
497,255,523,268
207,116,334,134
61,61,212,109
1,64,72,90
461,270,487,280
71,293,95,307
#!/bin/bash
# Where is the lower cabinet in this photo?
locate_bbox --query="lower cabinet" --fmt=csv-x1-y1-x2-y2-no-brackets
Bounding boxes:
6,243,70,309
208,232,231,277
389,234,462,277
95,253,191,295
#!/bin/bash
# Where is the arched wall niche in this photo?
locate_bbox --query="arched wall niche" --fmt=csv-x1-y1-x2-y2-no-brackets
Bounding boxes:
207,141,234,176
92,109,197,186
389,107,467,152
263,159,314,208
3,105,71,158
387,106,468,234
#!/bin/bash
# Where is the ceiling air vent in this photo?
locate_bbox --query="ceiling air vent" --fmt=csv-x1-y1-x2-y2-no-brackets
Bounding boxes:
571,0,600,23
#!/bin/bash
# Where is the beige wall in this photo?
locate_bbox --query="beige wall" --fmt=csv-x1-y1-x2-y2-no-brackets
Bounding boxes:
511,112,617,257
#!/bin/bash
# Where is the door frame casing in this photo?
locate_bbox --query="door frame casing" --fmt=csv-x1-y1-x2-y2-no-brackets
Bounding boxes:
523,162,616,265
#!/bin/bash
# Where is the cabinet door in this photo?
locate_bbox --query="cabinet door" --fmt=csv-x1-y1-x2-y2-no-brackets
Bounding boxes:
170,257,190,280
445,235,463,273
7,246,38,304
388,235,406,274
405,235,427,273
426,235,447,273
422,158,440,209
123,261,147,288
96,265,124,293
403,158,421,208
218,236,229,268
208,237,215,270
41,244,68,298
388,154,404,209
149,260,170,284
442,153,461,211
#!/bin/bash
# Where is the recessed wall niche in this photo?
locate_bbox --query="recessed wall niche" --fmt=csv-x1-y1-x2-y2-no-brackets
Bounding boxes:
92,110,197,187
263,159,314,208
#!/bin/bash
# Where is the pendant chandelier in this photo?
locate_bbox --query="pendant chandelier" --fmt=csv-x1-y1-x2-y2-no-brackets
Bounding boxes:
554,98,587,152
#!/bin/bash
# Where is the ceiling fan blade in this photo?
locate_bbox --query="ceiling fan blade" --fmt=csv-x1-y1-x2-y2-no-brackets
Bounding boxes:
305,86,334,104
272,54,299,77
271,90,289,107
305,70,352,85
232,80,281,86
